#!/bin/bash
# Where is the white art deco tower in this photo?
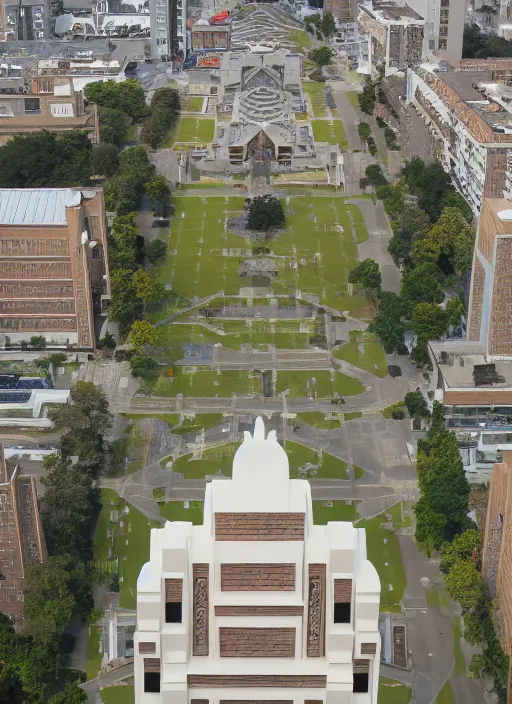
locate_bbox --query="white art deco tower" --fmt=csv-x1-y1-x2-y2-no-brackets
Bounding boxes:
134,418,381,704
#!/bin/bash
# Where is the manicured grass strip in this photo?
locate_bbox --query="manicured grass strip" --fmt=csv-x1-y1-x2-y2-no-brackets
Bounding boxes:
165,441,348,479
334,332,388,378
101,686,135,704
176,117,215,143
276,370,365,398
344,411,362,420
171,413,225,434
378,677,411,704
347,91,360,111
303,82,328,117
453,617,466,674
311,119,348,148
434,681,455,704
358,510,406,612
346,202,370,243
386,501,412,529
185,96,204,112
86,625,102,681
149,370,260,397
290,28,311,50
313,500,359,523
93,489,157,609
425,588,452,610
297,412,341,429
159,500,204,524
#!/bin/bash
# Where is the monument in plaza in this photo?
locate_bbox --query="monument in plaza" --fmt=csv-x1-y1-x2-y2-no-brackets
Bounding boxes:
134,417,381,704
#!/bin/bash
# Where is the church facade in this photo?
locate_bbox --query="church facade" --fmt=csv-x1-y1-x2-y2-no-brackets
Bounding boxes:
134,418,381,704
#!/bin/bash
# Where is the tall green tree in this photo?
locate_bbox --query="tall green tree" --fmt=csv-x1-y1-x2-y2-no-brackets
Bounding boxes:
368,292,409,353
348,258,381,297
84,79,148,119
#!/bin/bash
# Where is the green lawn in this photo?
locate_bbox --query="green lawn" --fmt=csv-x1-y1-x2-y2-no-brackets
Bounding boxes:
425,588,452,610
160,318,318,361
276,370,365,398
93,489,156,609
165,440,349,479
344,411,362,421
347,91,361,111
149,369,261,397
150,195,371,317
171,413,225,434
378,677,411,704
185,96,205,112
313,500,359,523
176,117,215,143
311,120,348,148
334,332,388,377
159,500,204,524
289,28,311,51
386,501,413,529
358,510,407,612
86,626,102,680
435,681,456,704
297,412,341,429
303,82,328,117
346,203,370,243
453,617,466,674
101,685,135,704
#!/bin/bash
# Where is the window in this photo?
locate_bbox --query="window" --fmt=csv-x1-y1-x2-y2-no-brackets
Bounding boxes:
165,601,182,623
144,672,160,693
353,672,369,693
24,97,40,114
334,601,351,623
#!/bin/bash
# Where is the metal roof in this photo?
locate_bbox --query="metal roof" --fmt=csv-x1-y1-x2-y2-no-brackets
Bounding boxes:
0,189,80,225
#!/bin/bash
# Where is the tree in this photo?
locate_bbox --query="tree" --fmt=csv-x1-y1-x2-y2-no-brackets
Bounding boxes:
48,381,111,467
446,296,465,328
246,195,285,232
388,207,431,268
132,268,157,303
348,258,381,296
441,189,473,222
128,320,159,350
404,390,429,418
30,335,46,350
144,238,168,265
24,557,77,646
40,453,99,561
411,207,474,276
365,163,388,187
97,106,130,147
368,292,409,354
412,303,448,340
84,79,148,119
308,46,335,66
321,11,336,37
416,425,470,542
444,559,485,610
90,143,119,177
440,529,482,574
105,147,155,215
463,22,512,59
144,175,171,215
357,122,371,141
414,498,447,556
48,682,88,704
400,263,444,307
130,354,158,378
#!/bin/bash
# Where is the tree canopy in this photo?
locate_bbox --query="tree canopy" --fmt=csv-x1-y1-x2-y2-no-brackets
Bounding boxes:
308,46,335,66
246,195,285,232
411,207,474,277
84,79,148,119
348,258,381,297
368,292,409,354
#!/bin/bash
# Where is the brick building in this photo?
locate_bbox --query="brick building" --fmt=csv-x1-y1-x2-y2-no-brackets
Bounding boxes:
0,444,46,624
324,0,357,23
482,450,512,653
134,418,381,704
0,188,111,348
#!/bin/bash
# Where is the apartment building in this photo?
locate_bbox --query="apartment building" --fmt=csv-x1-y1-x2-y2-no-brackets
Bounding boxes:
0,188,110,348
150,0,186,61
358,0,424,76
0,444,46,625
406,0,464,65
134,418,381,704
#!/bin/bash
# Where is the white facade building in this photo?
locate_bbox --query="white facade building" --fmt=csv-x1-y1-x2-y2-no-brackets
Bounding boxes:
134,418,381,704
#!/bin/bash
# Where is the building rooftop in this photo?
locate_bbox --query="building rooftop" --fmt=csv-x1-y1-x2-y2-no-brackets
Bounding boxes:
430,340,512,388
361,0,423,23
0,189,81,226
